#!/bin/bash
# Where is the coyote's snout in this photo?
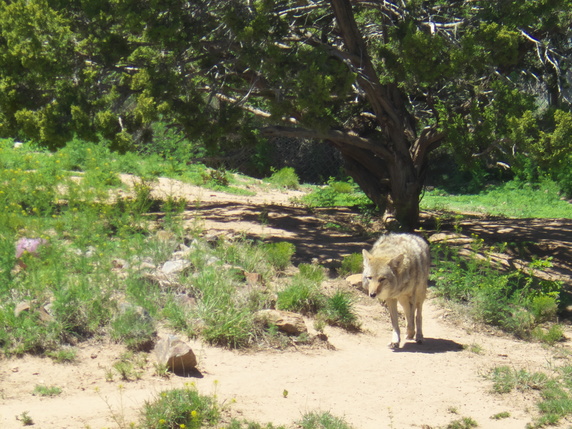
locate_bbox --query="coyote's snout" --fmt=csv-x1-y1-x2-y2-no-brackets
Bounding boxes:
362,233,430,349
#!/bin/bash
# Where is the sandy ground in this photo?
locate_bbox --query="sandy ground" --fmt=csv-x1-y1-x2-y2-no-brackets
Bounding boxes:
1,175,571,428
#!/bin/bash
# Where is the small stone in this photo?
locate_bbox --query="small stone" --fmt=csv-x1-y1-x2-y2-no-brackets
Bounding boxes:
254,309,307,335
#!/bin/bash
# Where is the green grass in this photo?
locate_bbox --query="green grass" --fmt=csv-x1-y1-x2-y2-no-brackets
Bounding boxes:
137,384,354,429
33,384,62,397
298,178,371,208
266,167,300,190
0,139,309,355
430,239,562,341
488,365,572,427
297,411,355,429
422,180,572,218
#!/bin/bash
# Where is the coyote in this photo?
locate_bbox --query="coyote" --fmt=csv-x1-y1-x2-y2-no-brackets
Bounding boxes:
362,233,430,349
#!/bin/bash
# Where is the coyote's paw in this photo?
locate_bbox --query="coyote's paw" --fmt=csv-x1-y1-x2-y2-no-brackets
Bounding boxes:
388,341,400,349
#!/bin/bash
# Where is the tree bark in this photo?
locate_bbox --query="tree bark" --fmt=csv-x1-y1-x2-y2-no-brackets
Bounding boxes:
329,0,424,230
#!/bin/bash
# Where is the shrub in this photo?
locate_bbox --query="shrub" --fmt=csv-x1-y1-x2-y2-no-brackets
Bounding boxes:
276,277,324,315
300,178,370,208
319,290,360,331
338,253,363,276
264,242,295,271
297,411,355,429
298,263,325,284
139,384,220,429
110,306,156,351
431,240,562,340
267,167,299,189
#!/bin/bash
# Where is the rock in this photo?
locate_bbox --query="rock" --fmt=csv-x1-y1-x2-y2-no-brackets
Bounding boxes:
14,300,54,322
161,259,191,275
254,309,307,335
345,274,363,288
14,301,31,317
244,272,263,286
153,335,197,374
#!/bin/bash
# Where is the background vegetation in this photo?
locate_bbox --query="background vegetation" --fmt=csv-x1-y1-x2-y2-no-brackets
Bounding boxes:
1,0,571,228
1,0,572,427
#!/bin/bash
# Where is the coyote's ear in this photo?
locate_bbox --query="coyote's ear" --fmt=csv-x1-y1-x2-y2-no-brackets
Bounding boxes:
389,254,405,271
362,249,372,263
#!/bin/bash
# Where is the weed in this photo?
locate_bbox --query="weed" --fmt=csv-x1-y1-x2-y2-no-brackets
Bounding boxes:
264,242,295,271
267,167,299,190
463,343,484,354
489,366,549,394
338,253,363,276
33,384,62,397
300,178,369,208
490,411,510,420
297,411,355,429
226,420,287,429
110,306,156,351
445,417,478,429
276,277,324,315
319,290,360,331
16,411,34,426
431,239,562,340
202,169,230,188
139,383,220,428
298,263,325,284
47,347,78,363
532,325,564,345
112,352,146,381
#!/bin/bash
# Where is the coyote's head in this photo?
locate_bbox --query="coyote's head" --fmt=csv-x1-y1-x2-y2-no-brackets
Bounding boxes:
362,250,404,299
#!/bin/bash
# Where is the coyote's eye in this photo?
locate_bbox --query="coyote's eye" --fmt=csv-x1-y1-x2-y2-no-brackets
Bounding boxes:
366,276,373,281
378,276,386,282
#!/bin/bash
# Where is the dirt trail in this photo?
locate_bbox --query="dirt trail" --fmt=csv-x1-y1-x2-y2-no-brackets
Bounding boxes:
1,298,568,428
1,176,571,428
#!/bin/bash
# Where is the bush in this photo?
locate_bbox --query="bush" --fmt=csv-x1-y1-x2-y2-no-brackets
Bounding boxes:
110,306,156,351
139,385,220,429
297,411,355,429
319,290,360,331
264,242,295,271
431,239,562,340
338,253,363,276
276,277,324,315
267,167,299,189
300,178,370,208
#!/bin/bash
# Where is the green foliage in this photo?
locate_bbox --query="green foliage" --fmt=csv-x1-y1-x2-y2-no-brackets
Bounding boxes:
110,306,156,351
267,167,299,190
319,290,360,331
422,179,572,219
263,242,295,271
300,178,370,208
276,277,324,315
338,253,363,276
445,417,478,429
431,238,562,340
139,384,220,429
33,384,62,397
489,366,549,394
297,411,355,429
488,365,572,427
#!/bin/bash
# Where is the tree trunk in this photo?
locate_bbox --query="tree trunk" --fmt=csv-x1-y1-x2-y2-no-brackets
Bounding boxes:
329,0,424,231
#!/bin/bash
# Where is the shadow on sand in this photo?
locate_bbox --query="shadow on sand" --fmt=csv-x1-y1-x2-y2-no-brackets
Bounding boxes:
393,338,464,354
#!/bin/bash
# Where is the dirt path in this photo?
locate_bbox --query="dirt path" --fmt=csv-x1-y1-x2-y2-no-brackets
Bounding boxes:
1,176,571,428
1,298,569,428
